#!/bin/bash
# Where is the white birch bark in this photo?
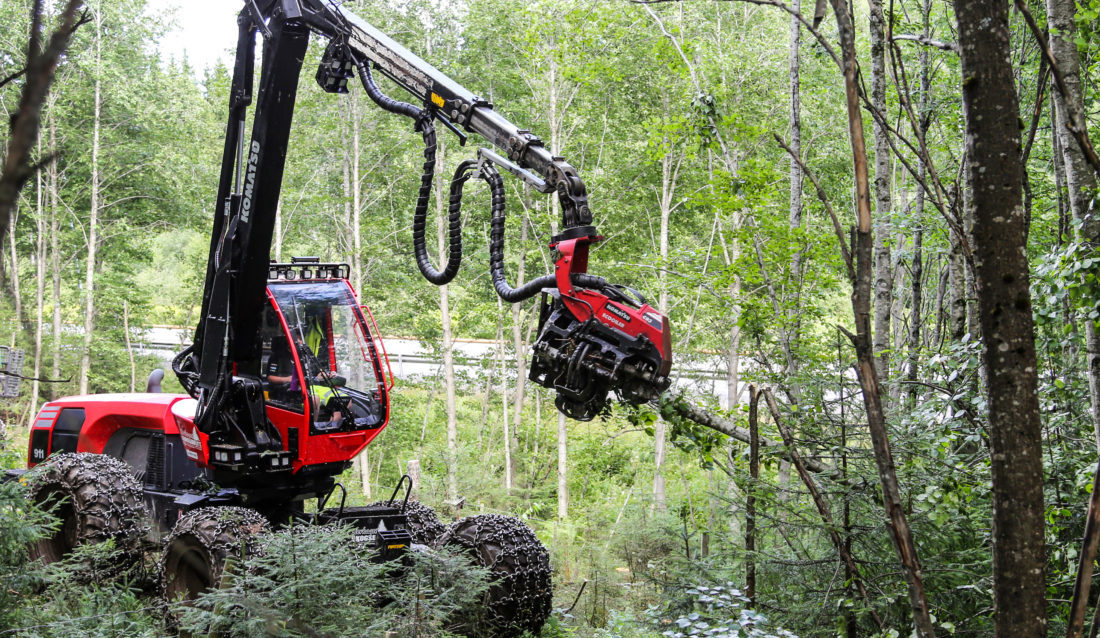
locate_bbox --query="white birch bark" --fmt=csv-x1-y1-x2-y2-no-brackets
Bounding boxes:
48,111,61,396
869,0,894,389
1046,0,1100,451
497,296,512,491
79,4,103,395
29,139,46,423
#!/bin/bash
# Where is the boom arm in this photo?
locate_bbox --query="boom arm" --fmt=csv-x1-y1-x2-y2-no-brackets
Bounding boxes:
302,0,593,230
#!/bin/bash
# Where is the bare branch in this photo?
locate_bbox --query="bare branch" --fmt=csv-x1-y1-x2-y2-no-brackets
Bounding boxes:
891,33,957,52
1014,0,1100,180
1067,464,1100,638
763,387,884,630
0,68,28,91
655,392,842,478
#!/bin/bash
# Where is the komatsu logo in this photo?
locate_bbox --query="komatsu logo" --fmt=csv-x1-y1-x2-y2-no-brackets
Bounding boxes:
240,141,260,224
605,304,632,323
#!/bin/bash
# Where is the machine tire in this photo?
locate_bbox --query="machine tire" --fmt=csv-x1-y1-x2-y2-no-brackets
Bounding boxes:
160,506,267,604
368,499,447,546
24,452,149,569
436,513,553,638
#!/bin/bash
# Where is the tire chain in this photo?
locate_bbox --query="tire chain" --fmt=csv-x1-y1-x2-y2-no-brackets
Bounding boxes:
25,452,149,571
435,513,552,638
159,506,268,599
366,499,447,546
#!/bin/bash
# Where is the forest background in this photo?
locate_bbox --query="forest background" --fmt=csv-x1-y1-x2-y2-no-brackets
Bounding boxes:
1,0,1099,636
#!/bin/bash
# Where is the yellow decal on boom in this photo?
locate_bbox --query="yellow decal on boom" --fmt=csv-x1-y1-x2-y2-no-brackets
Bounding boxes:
430,93,445,108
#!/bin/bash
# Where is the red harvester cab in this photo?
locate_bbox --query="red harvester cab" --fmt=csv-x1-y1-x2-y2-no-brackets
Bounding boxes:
25,265,393,529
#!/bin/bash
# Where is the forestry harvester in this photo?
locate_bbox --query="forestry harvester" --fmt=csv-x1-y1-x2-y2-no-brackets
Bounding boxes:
6,1,672,635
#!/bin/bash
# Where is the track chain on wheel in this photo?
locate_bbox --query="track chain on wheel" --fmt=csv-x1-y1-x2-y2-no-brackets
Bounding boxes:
436,513,553,638
368,499,447,546
159,506,268,604
24,452,149,571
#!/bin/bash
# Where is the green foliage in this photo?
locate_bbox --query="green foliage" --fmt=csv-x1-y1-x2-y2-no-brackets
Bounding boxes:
650,582,797,638
20,542,160,638
2,0,1100,635
0,482,159,637
177,523,489,638
0,481,52,630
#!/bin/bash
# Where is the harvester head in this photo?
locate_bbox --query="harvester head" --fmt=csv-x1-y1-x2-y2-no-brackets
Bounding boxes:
529,234,672,421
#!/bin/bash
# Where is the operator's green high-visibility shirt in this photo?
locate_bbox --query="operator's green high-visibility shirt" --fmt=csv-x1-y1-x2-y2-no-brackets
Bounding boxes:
311,382,338,407
306,317,325,359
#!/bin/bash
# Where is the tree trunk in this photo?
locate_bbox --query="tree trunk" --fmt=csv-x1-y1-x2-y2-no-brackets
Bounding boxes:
653,97,682,513
347,89,371,498
48,109,61,398
1052,109,1069,242
509,214,528,484
1046,0,1100,453
79,6,102,396
786,0,804,390
557,411,568,518
955,1,1047,635
908,0,932,406
497,296,513,491
948,222,967,340
829,1,935,634
123,300,135,392
436,137,459,503
546,54,570,519
745,385,759,608
29,138,46,423
869,0,893,392
8,203,22,329
0,0,86,260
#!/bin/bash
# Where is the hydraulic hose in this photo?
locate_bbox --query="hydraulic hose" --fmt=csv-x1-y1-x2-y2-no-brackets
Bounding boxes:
353,51,604,301
172,343,200,398
355,54,461,285
481,162,607,302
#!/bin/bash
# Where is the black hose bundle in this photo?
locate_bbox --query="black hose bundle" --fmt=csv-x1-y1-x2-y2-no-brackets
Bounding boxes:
480,162,607,302
352,50,606,302
172,343,200,397
355,55,461,285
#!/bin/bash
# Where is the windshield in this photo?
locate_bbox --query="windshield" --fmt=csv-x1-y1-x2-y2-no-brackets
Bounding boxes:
268,281,387,432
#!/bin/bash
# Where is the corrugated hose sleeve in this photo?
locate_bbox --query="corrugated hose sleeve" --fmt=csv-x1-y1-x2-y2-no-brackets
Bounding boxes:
356,54,462,285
